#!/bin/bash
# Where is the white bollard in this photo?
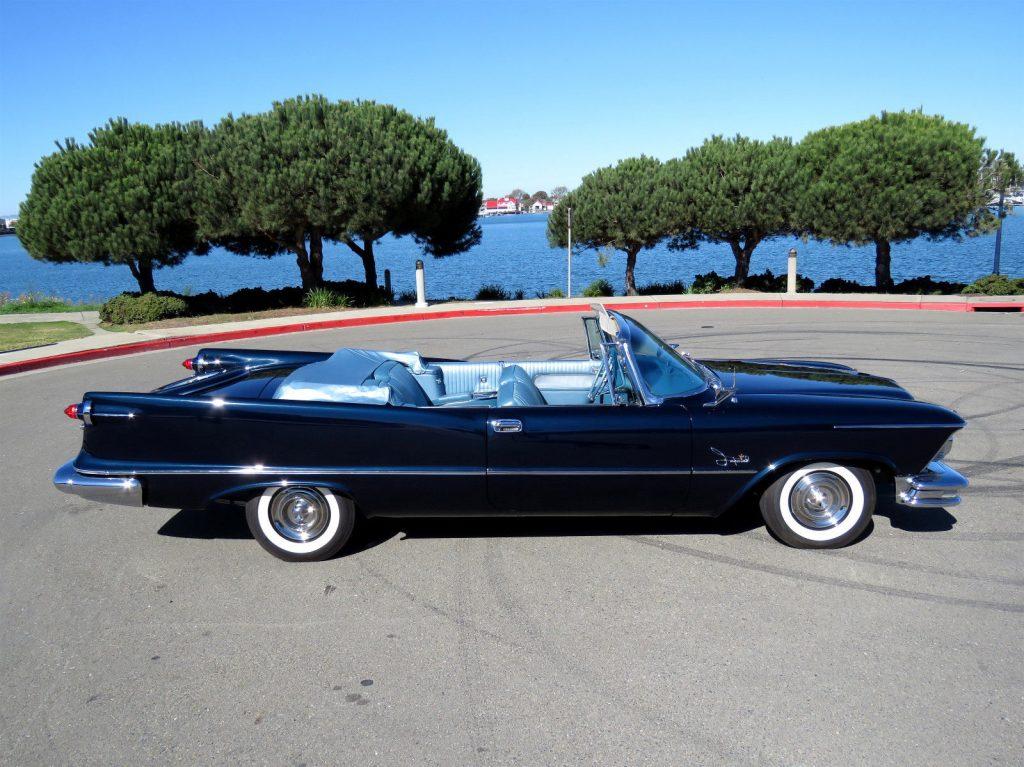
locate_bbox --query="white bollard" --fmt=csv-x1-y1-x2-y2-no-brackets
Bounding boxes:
787,248,798,294
415,259,428,308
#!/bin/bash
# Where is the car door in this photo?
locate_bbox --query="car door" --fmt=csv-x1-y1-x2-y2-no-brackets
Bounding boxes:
486,403,692,513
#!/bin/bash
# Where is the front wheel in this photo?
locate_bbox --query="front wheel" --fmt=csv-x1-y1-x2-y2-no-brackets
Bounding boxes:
245,486,355,561
759,463,875,548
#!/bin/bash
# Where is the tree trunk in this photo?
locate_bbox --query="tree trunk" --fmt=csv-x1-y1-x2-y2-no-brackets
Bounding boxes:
874,239,893,291
291,230,323,291
361,238,377,287
624,246,639,296
344,237,379,288
127,258,156,293
728,236,761,286
729,240,750,286
308,229,325,287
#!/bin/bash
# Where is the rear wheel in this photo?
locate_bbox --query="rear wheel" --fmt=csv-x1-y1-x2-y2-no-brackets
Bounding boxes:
245,486,355,561
759,463,875,548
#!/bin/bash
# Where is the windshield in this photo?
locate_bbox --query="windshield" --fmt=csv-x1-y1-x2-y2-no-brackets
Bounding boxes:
619,315,709,398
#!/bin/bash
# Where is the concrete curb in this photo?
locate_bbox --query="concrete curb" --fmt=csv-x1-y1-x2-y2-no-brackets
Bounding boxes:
2,294,1021,378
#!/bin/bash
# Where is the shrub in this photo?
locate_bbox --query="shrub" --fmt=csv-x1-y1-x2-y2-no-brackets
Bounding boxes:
303,287,352,309
815,277,874,293
961,274,1024,296
475,284,512,301
582,279,614,297
892,275,966,295
540,287,565,299
689,272,732,294
742,269,815,293
100,293,189,324
638,280,687,295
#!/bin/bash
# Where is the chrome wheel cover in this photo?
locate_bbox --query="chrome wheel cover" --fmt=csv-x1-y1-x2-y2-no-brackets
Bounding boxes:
269,488,331,542
788,471,852,530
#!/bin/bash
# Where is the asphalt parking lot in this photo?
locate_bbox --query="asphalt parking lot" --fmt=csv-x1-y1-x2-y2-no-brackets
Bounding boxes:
1,307,1021,766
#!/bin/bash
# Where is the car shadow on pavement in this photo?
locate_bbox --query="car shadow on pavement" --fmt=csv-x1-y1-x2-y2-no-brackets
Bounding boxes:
873,485,958,533
157,502,766,556
156,495,957,557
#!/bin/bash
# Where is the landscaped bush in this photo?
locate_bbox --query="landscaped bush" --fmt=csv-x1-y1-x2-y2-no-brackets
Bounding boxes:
170,280,390,316
892,275,966,295
582,279,614,297
741,269,815,293
961,274,1024,296
638,280,687,295
540,287,565,298
815,275,967,294
689,272,732,294
474,285,525,301
100,293,189,324
814,277,874,293
475,284,511,301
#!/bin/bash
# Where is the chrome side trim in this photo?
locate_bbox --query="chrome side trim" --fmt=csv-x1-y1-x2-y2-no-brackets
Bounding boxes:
53,460,143,507
895,461,968,508
76,465,485,477
80,400,93,426
833,424,959,430
75,464,754,478
488,468,691,476
691,469,759,475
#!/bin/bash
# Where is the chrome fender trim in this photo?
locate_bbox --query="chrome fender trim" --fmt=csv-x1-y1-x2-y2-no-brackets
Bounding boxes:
895,461,968,508
53,461,143,507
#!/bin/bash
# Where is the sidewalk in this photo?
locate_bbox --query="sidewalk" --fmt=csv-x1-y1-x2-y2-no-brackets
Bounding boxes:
2,293,1021,376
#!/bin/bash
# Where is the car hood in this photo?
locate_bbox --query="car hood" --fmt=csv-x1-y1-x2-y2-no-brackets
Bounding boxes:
702,358,914,400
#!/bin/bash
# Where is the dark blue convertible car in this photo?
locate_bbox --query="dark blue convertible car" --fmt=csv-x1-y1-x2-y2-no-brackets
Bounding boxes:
55,305,967,560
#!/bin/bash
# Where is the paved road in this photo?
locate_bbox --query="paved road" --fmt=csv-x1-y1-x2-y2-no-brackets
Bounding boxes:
1,308,1021,766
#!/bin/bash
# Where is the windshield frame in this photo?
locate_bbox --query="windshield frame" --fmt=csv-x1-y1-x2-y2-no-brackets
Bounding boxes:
607,310,715,404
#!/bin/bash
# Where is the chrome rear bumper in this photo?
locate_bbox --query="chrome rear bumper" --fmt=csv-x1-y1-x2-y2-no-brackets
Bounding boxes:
895,461,968,508
53,461,143,507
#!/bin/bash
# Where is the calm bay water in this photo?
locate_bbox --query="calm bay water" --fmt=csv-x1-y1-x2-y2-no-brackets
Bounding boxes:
1,213,1021,302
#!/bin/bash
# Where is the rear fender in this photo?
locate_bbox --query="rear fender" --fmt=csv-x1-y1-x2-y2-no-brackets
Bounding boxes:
206,478,360,509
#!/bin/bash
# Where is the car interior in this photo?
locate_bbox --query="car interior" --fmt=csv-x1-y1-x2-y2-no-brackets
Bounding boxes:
270,315,629,408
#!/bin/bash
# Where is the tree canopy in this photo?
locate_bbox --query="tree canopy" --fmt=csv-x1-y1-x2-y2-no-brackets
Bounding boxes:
664,135,795,285
793,111,989,290
17,119,208,293
195,95,483,289
547,156,672,295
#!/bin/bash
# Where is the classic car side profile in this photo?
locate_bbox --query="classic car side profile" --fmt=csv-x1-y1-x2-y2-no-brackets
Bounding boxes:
54,305,968,561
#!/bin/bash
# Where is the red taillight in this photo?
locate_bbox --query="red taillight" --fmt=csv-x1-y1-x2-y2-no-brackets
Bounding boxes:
64,403,79,420
182,358,194,370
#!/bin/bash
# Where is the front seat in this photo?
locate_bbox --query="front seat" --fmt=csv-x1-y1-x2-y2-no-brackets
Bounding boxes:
497,365,547,407
369,361,433,407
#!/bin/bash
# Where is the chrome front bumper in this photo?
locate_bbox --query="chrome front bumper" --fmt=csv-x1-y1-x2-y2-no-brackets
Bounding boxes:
895,461,968,508
53,461,143,507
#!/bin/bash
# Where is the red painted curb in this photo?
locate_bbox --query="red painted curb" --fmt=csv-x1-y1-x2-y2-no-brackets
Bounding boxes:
0,297,1015,377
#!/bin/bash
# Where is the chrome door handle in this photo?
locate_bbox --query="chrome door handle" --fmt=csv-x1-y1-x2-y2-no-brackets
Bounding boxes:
490,418,523,433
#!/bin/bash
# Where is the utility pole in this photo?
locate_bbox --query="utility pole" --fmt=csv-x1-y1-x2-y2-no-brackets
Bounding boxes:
566,207,573,297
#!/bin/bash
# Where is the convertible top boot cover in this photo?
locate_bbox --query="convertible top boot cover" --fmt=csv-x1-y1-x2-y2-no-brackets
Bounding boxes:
274,348,429,405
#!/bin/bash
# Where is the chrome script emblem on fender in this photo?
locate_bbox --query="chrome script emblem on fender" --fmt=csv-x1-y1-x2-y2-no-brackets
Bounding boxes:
711,447,750,467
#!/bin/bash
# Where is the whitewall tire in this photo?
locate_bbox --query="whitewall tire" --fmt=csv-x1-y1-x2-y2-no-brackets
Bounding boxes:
245,485,355,561
759,463,875,548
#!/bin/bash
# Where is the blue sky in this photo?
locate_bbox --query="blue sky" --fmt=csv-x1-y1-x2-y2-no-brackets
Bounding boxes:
1,0,1021,214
